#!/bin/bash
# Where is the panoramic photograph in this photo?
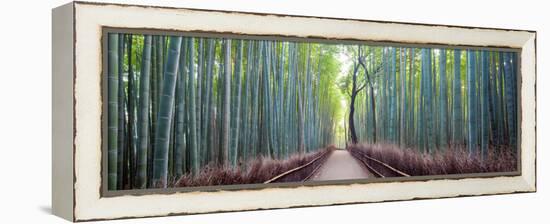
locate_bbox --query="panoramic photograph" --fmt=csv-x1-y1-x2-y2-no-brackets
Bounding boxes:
104,32,519,191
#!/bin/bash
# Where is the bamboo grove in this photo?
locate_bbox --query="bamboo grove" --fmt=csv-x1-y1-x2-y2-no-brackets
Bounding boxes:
106,32,519,190
341,46,518,158
106,33,343,190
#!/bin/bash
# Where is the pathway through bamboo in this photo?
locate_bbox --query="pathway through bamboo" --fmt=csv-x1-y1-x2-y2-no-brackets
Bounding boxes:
310,149,372,181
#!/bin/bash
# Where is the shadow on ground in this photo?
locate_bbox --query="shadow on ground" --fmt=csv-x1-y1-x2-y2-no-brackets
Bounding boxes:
38,205,52,214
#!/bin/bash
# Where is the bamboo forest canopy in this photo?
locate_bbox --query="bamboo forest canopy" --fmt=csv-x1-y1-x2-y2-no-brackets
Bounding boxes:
106,32,518,190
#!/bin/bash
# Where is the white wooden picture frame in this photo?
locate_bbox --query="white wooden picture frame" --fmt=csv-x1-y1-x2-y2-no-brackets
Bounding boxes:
52,1,536,221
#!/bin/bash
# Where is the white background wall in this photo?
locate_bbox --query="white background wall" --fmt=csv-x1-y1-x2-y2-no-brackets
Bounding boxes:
0,0,546,223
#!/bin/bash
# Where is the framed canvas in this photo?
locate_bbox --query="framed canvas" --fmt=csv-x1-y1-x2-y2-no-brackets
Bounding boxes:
52,1,536,222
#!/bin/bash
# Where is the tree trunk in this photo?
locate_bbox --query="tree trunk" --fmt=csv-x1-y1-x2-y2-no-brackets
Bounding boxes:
349,92,358,144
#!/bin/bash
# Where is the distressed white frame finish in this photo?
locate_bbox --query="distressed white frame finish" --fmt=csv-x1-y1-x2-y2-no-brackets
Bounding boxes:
52,1,536,221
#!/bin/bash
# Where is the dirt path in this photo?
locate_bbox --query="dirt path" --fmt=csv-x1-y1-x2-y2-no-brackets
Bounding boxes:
310,149,371,181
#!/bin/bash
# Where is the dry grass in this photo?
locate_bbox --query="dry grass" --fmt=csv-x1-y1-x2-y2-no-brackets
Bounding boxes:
172,148,332,188
348,143,517,176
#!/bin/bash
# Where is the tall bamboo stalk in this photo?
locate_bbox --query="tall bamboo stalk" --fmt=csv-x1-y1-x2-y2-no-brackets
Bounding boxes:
221,39,232,164
107,33,119,190
152,36,183,187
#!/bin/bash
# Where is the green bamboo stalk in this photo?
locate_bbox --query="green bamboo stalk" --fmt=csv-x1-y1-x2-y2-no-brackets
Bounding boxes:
204,39,215,163
382,48,388,142
240,41,253,161
278,43,286,157
156,36,164,95
271,42,278,154
480,50,489,159
147,38,158,187
135,35,152,189
297,45,305,152
126,34,136,188
425,49,434,152
187,38,199,174
196,39,204,166
250,41,261,157
261,42,272,156
116,34,126,189
408,48,415,146
399,48,407,147
216,44,224,162
305,44,312,151
503,52,517,147
107,33,119,190
285,43,294,155
418,48,426,152
489,52,500,146
315,48,321,148
220,39,232,164
151,36,182,188
452,49,463,145
467,50,477,155
389,47,397,143
493,53,503,146
439,49,448,150
174,37,187,177
231,40,243,166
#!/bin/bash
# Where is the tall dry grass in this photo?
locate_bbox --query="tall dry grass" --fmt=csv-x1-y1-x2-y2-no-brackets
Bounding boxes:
172,148,332,187
348,143,517,176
